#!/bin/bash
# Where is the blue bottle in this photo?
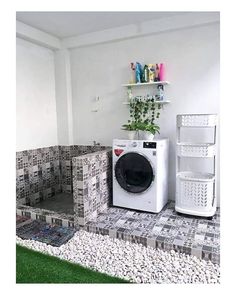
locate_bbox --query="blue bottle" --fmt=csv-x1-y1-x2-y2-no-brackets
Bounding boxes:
135,62,142,83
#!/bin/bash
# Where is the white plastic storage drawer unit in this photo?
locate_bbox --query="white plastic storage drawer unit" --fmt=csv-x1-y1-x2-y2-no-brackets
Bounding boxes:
175,114,218,217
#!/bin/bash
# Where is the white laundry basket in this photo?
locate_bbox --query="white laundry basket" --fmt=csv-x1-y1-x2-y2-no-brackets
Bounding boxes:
176,172,215,215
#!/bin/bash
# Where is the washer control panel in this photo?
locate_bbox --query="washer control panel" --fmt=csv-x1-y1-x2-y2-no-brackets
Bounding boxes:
143,142,157,149
131,142,138,147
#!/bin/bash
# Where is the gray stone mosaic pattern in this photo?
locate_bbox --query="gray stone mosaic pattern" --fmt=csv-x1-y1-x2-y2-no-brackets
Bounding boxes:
16,201,220,264
16,146,61,206
84,202,220,264
16,145,112,230
16,145,220,264
16,145,111,204
59,145,108,193
16,204,75,228
73,149,112,226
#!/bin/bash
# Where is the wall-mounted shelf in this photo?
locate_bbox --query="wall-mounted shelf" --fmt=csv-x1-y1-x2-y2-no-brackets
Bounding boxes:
122,80,170,108
122,81,170,87
123,100,170,105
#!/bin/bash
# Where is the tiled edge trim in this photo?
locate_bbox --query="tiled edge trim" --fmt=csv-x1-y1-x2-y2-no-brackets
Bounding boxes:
83,223,220,265
16,205,75,228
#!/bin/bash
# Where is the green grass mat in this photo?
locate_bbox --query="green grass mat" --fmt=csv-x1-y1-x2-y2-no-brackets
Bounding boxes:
16,244,130,283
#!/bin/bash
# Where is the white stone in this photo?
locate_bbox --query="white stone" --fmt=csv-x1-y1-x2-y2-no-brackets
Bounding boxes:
16,230,220,284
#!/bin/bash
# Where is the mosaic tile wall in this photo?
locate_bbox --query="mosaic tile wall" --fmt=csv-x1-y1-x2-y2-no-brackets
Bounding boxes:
16,146,61,206
59,145,108,193
16,145,110,206
73,148,112,226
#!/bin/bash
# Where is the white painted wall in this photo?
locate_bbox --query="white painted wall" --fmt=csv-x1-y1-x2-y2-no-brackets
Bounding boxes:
54,49,72,145
70,23,220,202
16,37,58,151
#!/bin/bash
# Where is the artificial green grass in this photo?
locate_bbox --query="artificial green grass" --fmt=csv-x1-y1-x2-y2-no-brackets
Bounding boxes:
16,244,129,283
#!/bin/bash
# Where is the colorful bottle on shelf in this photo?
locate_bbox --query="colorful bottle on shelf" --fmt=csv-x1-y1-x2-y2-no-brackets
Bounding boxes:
129,62,136,84
157,85,164,101
155,64,160,81
142,65,149,83
135,62,142,83
159,63,165,81
148,64,155,82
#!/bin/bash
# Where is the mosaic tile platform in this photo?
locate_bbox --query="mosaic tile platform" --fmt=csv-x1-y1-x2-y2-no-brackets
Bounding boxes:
84,202,220,264
16,216,76,247
16,200,220,264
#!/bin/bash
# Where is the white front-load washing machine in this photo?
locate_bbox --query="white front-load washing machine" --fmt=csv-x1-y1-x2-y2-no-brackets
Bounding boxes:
113,139,169,213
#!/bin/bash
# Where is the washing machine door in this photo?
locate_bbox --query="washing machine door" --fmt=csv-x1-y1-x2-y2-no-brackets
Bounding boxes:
115,152,154,194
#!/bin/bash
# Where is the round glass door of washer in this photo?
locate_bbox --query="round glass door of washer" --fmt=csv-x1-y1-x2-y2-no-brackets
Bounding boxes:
115,152,154,193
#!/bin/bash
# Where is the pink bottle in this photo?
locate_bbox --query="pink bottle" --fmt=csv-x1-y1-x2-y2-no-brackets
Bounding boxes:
159,63,165,81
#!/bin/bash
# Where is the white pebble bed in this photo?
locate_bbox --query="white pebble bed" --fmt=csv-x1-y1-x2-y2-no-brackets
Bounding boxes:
16,230,220,284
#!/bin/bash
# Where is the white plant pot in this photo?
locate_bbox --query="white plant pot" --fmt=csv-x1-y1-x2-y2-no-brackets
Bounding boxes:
142,131,155,140
127,130,137,140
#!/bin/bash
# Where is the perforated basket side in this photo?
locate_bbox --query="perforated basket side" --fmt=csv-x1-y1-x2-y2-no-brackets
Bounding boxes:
177,114,217,127
176,174,215,211
177,144,216,157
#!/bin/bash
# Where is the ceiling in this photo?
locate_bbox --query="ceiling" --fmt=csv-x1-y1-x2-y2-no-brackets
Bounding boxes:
16,11,183,39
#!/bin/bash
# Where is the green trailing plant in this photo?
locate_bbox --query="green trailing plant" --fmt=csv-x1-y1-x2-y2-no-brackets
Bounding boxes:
121,121,138,131
135,121,160,135
142,123,160,135
122,95,161,135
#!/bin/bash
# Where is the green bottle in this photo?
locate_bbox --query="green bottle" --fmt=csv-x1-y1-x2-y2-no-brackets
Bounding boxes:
142,65,149,83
